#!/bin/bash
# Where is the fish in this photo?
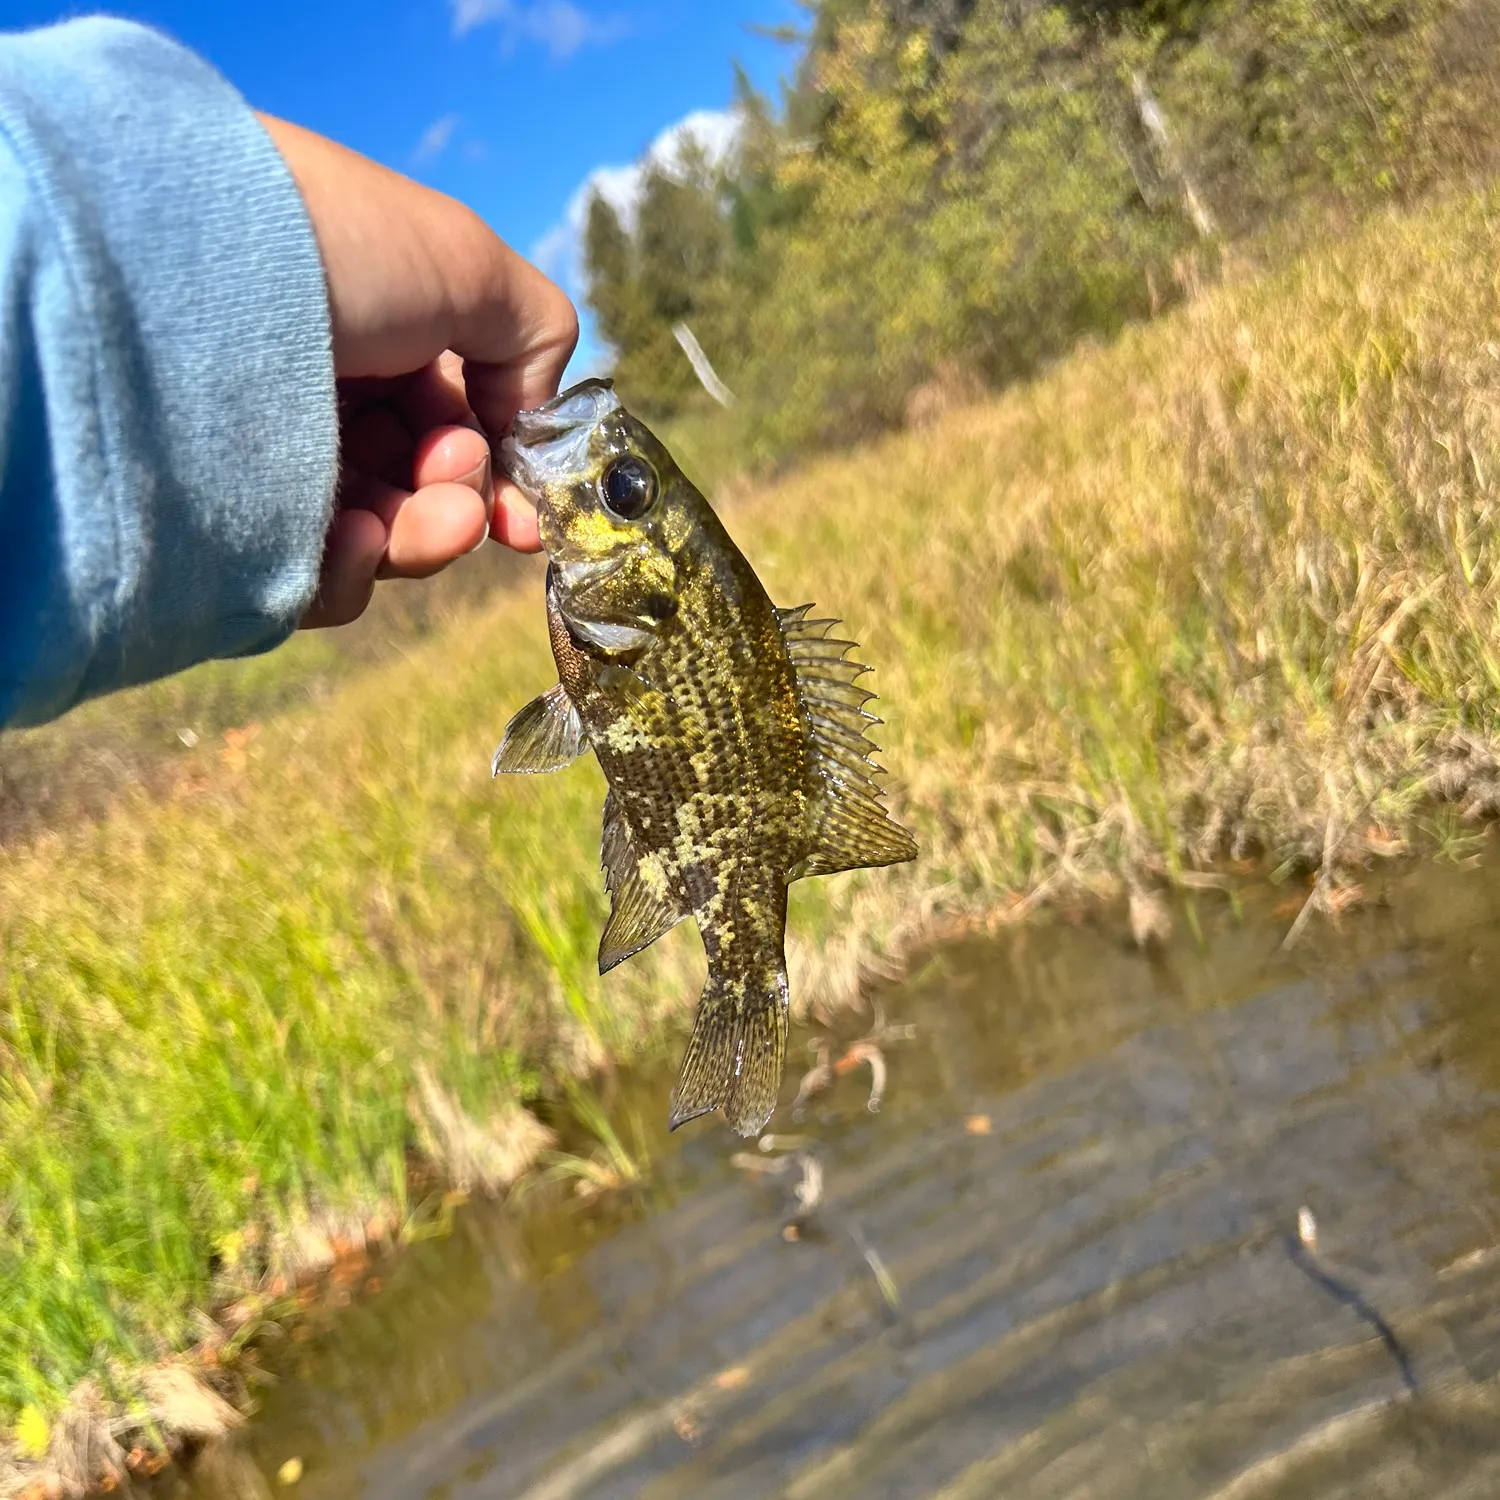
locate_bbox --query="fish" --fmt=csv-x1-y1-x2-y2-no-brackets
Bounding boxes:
492,379,917,1137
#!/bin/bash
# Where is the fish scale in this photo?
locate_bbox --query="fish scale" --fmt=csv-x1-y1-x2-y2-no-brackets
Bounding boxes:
492,379,916,1136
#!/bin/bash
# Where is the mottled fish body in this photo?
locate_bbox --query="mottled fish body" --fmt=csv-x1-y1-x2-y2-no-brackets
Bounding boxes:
493,379,916,1136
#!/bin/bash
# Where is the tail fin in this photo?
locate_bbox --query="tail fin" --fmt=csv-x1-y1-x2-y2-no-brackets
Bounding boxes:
669,965,789,1138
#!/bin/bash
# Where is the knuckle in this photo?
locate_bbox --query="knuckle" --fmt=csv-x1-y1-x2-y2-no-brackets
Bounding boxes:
548,292,581,357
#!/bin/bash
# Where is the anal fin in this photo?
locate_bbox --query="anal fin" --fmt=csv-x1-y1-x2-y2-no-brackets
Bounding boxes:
598,791,685,973
599,870,684,973
492,683,585,775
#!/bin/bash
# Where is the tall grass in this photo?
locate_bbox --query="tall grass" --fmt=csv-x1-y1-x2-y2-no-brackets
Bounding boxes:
8,184,1500,1466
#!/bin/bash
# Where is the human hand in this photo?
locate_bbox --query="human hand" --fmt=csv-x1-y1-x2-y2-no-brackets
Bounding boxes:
257,114,577,628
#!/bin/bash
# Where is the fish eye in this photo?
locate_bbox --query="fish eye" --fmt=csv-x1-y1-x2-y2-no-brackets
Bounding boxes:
600,455,658,520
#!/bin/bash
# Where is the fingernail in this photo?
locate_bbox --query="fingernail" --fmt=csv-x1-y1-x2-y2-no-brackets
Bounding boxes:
460,451,493,509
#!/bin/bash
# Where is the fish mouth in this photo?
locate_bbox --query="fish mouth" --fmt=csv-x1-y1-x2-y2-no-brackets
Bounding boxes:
501,378,621,500
553,554,627,591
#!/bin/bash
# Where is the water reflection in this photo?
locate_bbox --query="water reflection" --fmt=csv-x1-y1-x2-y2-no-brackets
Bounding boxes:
180,856,1500,1499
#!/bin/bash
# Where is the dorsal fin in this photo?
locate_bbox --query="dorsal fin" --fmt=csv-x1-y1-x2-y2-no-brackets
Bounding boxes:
775,603,919,879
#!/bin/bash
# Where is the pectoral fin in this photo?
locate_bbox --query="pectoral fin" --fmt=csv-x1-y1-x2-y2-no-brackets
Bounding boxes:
492,683,586,775
598,791,686,973
776,603,919,877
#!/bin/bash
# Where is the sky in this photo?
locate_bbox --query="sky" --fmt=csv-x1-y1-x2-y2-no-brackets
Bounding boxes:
0,0,805,372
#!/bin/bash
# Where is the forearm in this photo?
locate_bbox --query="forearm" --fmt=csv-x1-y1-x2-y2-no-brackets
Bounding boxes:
0,18,338,729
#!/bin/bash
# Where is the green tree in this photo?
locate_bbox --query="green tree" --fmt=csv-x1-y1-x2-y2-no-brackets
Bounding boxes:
582,142,742,418
581,0,1499,466
582,191,645,356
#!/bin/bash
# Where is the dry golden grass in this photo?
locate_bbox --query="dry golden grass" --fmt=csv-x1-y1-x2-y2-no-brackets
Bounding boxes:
8,182,1500,1489
740,186,1500,927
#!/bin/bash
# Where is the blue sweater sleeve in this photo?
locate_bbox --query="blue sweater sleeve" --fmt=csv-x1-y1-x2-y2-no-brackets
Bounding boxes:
0,18,338,730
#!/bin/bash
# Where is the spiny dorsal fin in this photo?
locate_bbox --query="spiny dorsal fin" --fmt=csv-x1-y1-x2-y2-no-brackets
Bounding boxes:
598,790,686,974
492,683,586,775
777,603,919,879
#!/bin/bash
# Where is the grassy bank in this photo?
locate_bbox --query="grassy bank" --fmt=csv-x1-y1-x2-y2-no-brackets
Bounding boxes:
9,182,1500,1488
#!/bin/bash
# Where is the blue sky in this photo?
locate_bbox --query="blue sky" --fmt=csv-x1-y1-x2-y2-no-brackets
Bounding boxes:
0,0,804,371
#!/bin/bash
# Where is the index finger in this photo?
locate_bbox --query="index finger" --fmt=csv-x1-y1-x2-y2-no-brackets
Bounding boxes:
388,350,548,555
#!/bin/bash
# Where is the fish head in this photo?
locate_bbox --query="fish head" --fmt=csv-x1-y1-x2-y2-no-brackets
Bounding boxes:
501,379,700,653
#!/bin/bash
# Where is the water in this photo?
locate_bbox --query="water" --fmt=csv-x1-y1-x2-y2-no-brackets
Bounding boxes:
179,857,1500,1499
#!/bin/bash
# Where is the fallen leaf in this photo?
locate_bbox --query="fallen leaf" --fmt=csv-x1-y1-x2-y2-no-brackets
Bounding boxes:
170,768,211,799
364,1276,383,1295
220,726,262,773
1324,883,1364,914
329,1249,369,1286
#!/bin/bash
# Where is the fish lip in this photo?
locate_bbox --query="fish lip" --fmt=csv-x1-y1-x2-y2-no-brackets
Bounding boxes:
512,377,618,441
554,554,627,592
501,378,621,500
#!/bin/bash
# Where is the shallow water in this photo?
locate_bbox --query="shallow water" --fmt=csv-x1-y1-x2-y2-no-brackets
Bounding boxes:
180,855,1500,1499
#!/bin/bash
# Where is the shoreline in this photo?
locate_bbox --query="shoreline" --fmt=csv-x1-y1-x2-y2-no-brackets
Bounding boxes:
0,831,1479,1500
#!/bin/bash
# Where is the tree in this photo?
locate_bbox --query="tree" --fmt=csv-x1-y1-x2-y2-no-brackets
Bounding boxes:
582,192,645,357
579,0,1491,463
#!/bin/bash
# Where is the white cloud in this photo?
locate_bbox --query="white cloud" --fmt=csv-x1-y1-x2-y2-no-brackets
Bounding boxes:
451,0,630,61
411,111,460,167
451,0,502,31
531,108,742,291
529,108,741,379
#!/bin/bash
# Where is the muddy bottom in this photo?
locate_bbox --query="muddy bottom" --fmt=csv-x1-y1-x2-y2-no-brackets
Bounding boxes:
178,857,1500,1499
